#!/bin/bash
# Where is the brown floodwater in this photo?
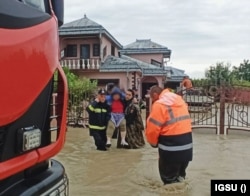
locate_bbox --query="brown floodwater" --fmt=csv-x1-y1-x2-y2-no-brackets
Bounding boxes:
54,127,250,196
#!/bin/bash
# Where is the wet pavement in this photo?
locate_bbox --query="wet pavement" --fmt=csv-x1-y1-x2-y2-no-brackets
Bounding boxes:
54,127,250,196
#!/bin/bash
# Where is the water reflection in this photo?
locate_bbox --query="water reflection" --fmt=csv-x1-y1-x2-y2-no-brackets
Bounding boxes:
55,128,250,196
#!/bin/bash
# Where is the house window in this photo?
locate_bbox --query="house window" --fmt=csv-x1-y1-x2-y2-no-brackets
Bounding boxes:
103,46,107,59
111,45,115,56
65,44,77,57
93,44,100,56
151,59,162,67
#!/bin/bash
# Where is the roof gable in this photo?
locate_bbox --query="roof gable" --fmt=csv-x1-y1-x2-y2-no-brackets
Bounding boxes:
59,15,122,48
120,39,171,56
61,14,102,28
124,39,166,49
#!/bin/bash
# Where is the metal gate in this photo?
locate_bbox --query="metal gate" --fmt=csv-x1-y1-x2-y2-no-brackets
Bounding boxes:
182,85,250,134
67,91,94,128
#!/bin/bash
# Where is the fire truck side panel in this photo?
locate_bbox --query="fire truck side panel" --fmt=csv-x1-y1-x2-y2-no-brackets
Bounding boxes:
0,18,59,126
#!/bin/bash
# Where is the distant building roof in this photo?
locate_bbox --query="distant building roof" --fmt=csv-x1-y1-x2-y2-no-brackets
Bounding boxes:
165,66,188,82
100,55,166,76
59,14,122,48
120,39,171,57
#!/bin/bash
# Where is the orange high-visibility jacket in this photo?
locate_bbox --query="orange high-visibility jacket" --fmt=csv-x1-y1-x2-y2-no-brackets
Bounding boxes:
146,89,193,162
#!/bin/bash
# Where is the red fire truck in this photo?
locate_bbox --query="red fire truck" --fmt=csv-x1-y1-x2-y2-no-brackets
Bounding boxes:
0,0,68,195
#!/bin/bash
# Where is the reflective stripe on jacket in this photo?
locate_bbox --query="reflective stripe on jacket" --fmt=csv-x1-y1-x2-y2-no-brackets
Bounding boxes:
88,124,106,130
146,89,193,162
86,101,110,131
88,105,108,113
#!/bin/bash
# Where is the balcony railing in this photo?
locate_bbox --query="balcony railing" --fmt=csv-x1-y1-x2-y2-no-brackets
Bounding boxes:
60,58,100,70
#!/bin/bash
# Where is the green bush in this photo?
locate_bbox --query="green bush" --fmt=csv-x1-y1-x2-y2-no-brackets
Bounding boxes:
62,67,97,93
231,79,250,87
62,67,97,108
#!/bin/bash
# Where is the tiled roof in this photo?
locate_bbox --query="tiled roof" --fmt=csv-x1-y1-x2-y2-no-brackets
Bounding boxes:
121,55,166,76
120,39,171,56
100,55,188,80
100,55,166,76
165,66,188,82
100,55,140,72
61,14,101,28
59,15,122,48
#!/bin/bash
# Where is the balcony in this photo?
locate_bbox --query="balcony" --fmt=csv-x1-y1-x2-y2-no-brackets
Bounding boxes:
60,58,100,70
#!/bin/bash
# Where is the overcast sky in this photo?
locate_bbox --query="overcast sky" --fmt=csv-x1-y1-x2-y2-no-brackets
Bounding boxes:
64,0,250,78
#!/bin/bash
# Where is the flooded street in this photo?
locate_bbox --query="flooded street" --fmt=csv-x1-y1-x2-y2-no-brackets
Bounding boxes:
55,127,250,196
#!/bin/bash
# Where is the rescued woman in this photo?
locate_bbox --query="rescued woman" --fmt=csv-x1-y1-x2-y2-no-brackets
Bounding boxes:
124,89,145,149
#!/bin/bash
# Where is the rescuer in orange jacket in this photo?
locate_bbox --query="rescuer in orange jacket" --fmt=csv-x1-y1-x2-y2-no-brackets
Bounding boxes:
145,85,193,185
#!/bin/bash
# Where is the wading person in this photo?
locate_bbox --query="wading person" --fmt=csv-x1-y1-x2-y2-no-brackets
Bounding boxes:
124,89,145,149
86,89,110,151
106,87,128,148
145,85,193,184
180,76,193,96
181,76,192,89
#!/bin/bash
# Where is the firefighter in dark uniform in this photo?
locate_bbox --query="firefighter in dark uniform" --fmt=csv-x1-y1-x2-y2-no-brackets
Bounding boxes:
86,89,111,151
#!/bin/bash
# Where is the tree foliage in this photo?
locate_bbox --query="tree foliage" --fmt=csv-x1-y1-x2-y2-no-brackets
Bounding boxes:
62,67,97,107
191,60,250,88
205,62,233,85
232,59,250,81
191,78,210,87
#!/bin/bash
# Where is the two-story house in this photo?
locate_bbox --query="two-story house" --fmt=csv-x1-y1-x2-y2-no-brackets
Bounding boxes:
59,15,187,98
59,14,123,87
120,39,188,92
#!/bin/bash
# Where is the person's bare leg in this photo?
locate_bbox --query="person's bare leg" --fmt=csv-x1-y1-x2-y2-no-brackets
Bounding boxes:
106,120,115,147
119,119,128,146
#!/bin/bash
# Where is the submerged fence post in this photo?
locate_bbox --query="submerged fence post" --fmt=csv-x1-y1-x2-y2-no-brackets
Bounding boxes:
219,85,226,135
